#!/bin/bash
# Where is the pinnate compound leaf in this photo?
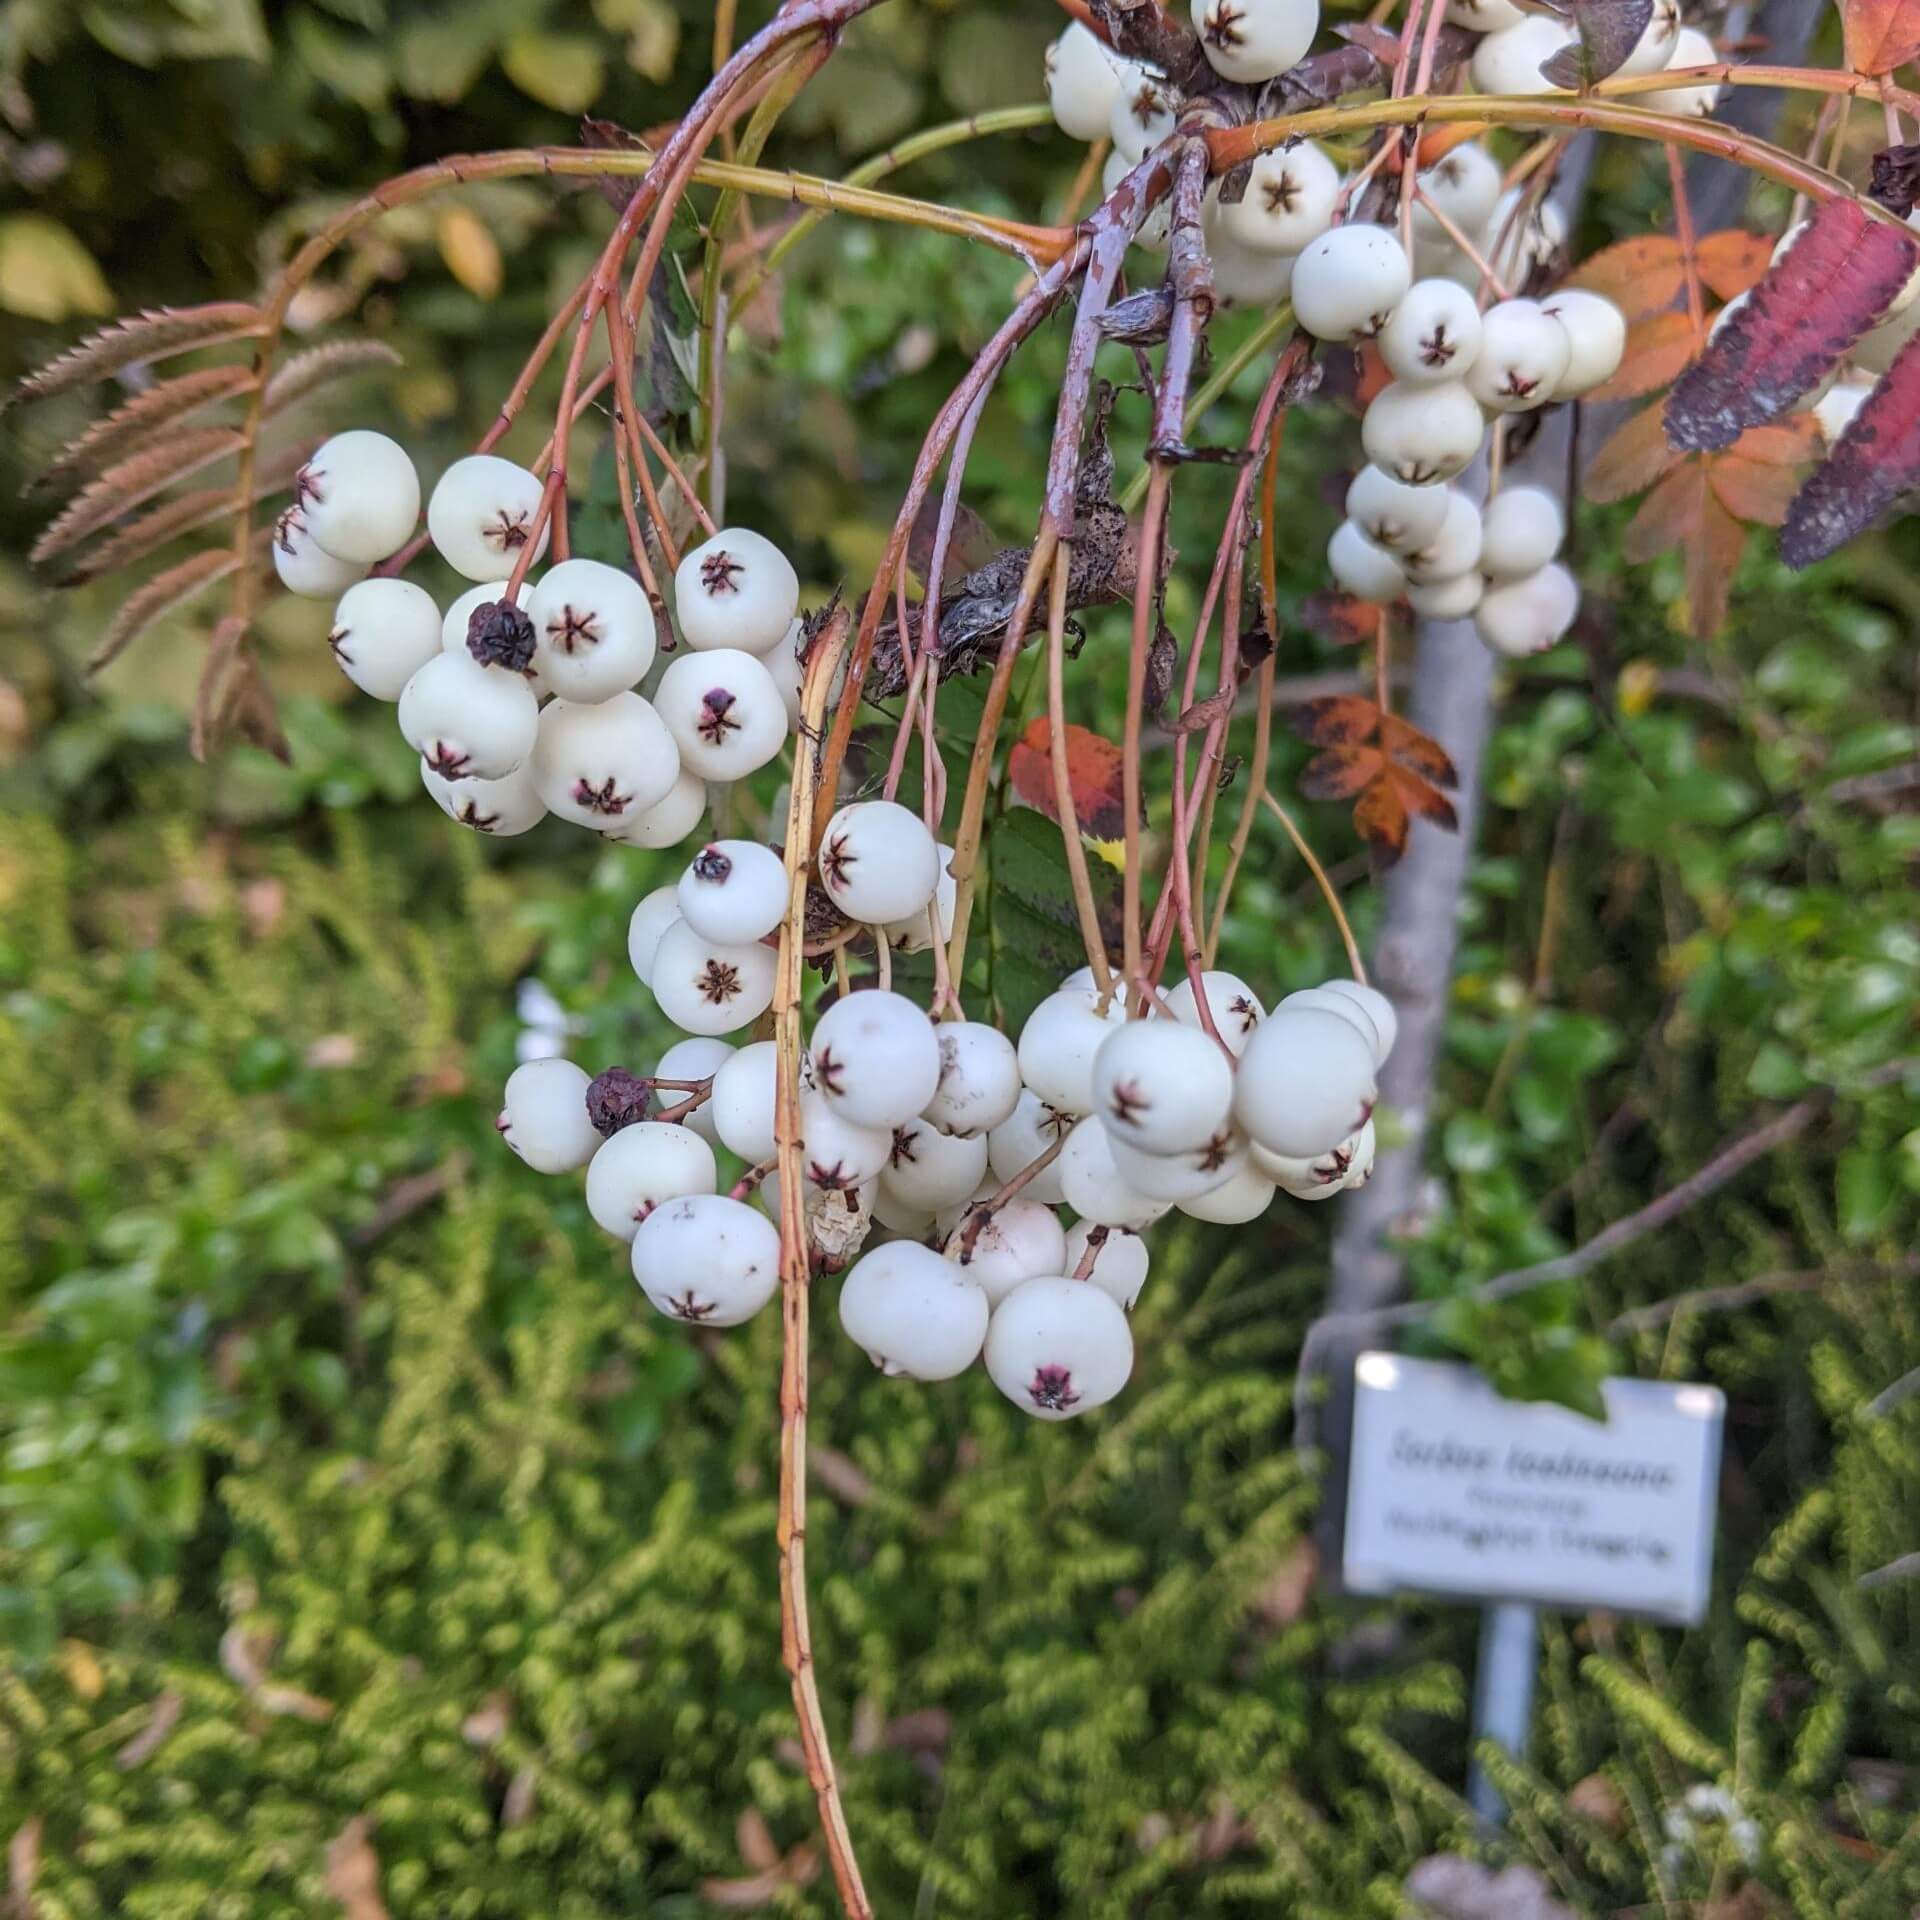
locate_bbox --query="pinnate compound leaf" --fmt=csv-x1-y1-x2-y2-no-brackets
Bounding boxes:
1539,0,1653,88
1291,694,1380,748
1569,235,1685,320
1352,778,1410,864
1382,712,1458,787
1666,198,1917,451
1585,310,1699,403
1694,230,1774,301
36,365,255,492
263,340,404,416
30,428,244,566
1842,0,1920,74
9,302,263,409
1782,325,1920,565
87,545,243,673
1586,401,1683,502
1624,461,1748,634
1006,717,1128,840
1301,746,1383,799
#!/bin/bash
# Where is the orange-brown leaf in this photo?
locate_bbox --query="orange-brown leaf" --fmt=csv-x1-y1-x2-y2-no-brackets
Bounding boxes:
262,339,403,416
1622,461,1706,562
87,544,243,674
1381,712,1458,787
37,365,255,493
1707,450,1802,526
1732,415,1822,465
1290,694,1381,748
1585,402,1684,504
1008,717,1128,840
1352,777,1410,865
1694,230,1774,302
1387,762,1459,830
1569,235,1686,321
1685,487,1748,636
1299,591,1377,649
1842,0,1920,73
1301,745,1383,799
1585,310,1700,403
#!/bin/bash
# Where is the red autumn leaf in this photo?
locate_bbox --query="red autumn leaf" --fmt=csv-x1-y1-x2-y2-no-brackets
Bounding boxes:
1667,198,1918,451
1585,401,1685,504
1585,309,1700,403
1569,235,1685,321
1707,450,1803,525
1622,461,1750,635
1783,322,1920,565
1694,230,1774,302
1842,0,1920,73
1300,745,1384,799
1291,694,1381,748
1623,462,1704,563
1352,778,1410,864
1007,717,1129,840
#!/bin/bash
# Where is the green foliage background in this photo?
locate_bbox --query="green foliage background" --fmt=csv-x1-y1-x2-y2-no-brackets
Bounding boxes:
1,2,1918,1914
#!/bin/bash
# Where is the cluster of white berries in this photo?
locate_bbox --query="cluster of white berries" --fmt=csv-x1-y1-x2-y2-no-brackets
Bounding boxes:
1466,0,1713,115
1044,16,1628,660
276,429,807,852
1304,222,1620,656
496,780,1396,1423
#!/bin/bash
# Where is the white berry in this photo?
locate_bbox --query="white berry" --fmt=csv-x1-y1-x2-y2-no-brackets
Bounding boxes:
627,885,682,985
1474,563,1580,657
1213,143,1339,256
427,454,550,582
943,1196,1068,1308
799,1087,891,1192
1540,287,1626,397
1443,0,1524,27
1279,984,1384,1058
1346,466,1450,554
1057,1116,1170,1232
1178,1163,1279,1223
1291,224,1410,343
816,799,941,927
1379,278,1484,386
1017,986,1124,1115
1109,69,1177,163
1412,143,1502,247
925,1021,1024,1137
882,1115,990,1213
1401,489,1483,584
1065,1221,1150,1312
1192,0,1320,84
811,988,942,1130
1481,486,1566,579
1467,299,1573,414
1361,380,1485,486
1617,0,1680,75
329,577,441,701
498,1057,599,1173
1232,1006,1377,1157
297,430,419,565
398,650,538,782
1045,22,1129,142
1107,1127,1244,1203
528,557,655,703
632,1193,780,1328
586,1121,718,1242
674,527,799,654
655,1035,731,1147
839,1240,988,1380
1485,188,1566,284
1471,17,1574,95
272,505,366,599
654,648,788,782
421,757,547,837
985,1276,1133,1420
882,840,956,954
1163,969,1265,1055
677,838,788,945
1207,232,1297,308
612,765,708,849
987,1089,1074,1206
650,917,778,1036
1406,572,1483,618
1321,978,1397,1060
531,693,682,831
712,1040,781,1162
1640,27,1722,118
1092,1018,1235,1155
1328,519,1409,603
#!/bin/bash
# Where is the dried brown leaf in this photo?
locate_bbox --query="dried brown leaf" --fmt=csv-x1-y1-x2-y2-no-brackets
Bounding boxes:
63,449,302,584
10,303,263,409
32,427,243,566
262,340,403,416
35,366,255,494
87,547,243,674
1290,694,1381,748
1842,0,1920,74
1300,745,1384,799
1353,777,1410,864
